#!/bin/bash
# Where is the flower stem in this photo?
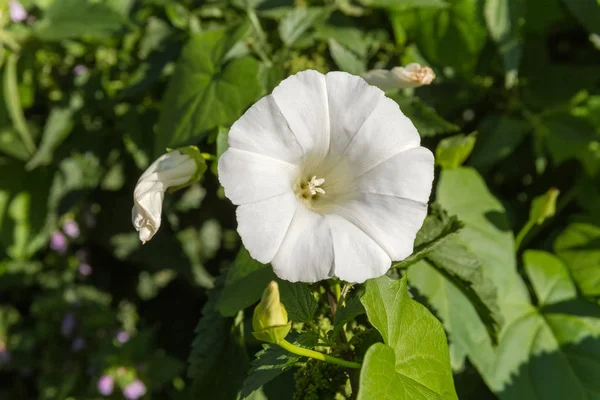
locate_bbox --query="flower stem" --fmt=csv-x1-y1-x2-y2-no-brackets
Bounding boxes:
514,220,535,251
201,152,216,161
277,339,361,369
518,183,579,250
333,281,341,301
246,9,272,67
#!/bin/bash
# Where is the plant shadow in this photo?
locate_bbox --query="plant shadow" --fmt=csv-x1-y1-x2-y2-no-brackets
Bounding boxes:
497,335,600,400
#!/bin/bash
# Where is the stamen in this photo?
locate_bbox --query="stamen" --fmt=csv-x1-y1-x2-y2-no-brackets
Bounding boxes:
307,176,326,195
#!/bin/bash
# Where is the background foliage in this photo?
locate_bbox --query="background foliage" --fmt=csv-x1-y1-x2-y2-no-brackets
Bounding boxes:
0,0,599,398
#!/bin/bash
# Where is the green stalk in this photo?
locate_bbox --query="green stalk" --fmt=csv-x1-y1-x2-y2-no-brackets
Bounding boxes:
277,339,361,369
4,52,35,155
514,220,535,251
246,9,272,66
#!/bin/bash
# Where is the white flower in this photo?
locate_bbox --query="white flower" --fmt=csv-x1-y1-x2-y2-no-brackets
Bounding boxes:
361,63,435,91
132,150,197,243
218,70,434,283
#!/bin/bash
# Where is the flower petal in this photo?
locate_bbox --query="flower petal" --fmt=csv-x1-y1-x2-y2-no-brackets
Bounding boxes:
236,192,298,264
228,95,304,164
357,146,434,203
272,70,330,160
132,189,164,243
360,69,397,92
325,71,384,156
272,207,334,282
328,215,391,283
343,96,421,177
335,194,427,261
218,148,298,205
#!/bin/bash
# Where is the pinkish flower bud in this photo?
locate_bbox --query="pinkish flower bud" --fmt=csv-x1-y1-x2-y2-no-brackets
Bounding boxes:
78,263,92,276
123,379,147,400
50,231,68,254
63,220,80,238
97,375,114,396
9,1,27,23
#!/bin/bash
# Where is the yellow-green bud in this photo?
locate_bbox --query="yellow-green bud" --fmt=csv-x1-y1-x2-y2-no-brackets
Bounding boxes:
252,281,291,344
530,188,559,225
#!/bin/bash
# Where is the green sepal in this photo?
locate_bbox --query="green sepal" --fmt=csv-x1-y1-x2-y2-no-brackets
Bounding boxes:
252,322,292,345
166,145,208,193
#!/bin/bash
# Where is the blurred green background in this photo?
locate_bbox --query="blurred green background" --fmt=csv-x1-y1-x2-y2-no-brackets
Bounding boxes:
0,0,599,399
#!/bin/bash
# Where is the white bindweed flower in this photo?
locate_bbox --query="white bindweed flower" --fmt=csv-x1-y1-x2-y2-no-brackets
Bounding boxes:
218,70,434,283
361,63,436,91
132,149,201,243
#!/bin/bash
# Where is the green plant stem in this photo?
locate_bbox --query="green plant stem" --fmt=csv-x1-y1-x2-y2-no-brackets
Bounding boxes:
336,283,353,311
246,9,272,66
200,152,216,161
277,339,361,369
514,220,535,251
4,52,36,155
333,281,341,301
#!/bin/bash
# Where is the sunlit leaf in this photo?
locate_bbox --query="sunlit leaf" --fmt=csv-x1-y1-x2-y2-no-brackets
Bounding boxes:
359,275,458,400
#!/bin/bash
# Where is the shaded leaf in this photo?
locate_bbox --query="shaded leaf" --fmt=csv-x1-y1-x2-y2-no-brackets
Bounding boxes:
26,107,75,170
359,0,449,9
328,39,365,75
3,53,34,156
484,0,525,86
155,27,261,156
279,7,329,46
437,167,530,308
470,115,530,169
492,251,600,398
189,273,248,398
395,0,487,75
217,247,276,317
562,0,600,35
277,280,318,323
554,221,600,296
423,237,502,343
241,332,318,399
34,0,125,41
332,296,365,336
393,95,459,137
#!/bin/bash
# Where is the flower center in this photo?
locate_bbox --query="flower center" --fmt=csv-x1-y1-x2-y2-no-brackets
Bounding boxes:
307,176,326,195
293,152,356,213
296,175,326,200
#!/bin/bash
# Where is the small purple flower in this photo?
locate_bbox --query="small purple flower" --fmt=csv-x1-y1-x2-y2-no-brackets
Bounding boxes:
61,313,76,336
116,330,130,344
63,220,80,238
71,337,85,351
9,0,27,23
50,231,68,254
123,379,147,400
97,375,114,396
73,65,88,76
78,263,92,276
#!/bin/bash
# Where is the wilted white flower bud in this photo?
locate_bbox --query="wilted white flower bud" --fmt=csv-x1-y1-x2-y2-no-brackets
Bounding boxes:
361,63,435,91
132,147,205,243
